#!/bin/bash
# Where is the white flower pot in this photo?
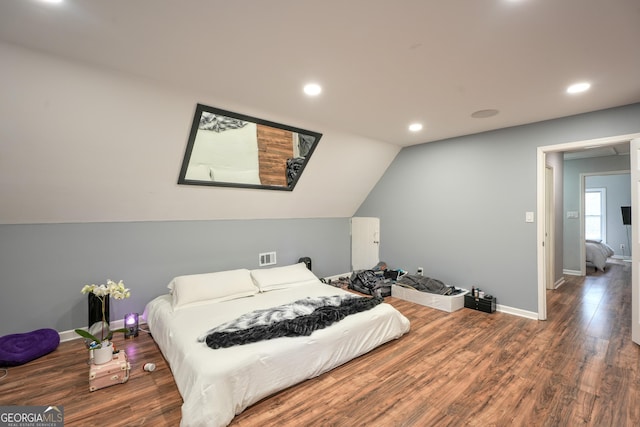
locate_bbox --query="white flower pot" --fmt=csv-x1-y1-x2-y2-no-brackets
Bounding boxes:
92,342,114,365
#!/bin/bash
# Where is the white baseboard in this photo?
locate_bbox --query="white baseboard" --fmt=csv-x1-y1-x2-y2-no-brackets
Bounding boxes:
554,277,566,289
496,304,539,320
59,330,81,342
59,318,147,342
563,269,582,276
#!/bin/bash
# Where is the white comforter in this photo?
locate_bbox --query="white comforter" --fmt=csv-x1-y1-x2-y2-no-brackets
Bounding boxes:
585,240,615,271
144,283,410,426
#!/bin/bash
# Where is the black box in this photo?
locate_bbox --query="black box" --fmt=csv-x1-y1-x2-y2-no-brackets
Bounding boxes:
464,294,496,313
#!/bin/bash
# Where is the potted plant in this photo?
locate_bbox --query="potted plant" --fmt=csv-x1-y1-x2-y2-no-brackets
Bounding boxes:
75,280,131,364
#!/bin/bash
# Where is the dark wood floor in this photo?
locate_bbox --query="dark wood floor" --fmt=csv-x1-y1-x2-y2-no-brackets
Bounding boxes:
1,261,638,426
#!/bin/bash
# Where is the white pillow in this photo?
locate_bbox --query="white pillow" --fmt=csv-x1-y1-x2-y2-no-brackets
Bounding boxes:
211,167,261,185
185,164,213,181
250,262,320,292
169,268,258,310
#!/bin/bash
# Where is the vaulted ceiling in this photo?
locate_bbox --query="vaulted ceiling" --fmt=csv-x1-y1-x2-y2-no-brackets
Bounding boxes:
1,0,639,147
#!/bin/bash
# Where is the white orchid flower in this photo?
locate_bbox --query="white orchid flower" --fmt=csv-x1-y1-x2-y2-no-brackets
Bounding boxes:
81,284,95,294
77,279,132,344
93,284,109,297
80,279,131,300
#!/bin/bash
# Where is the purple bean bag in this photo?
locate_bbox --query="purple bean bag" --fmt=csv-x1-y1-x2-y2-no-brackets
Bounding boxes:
0,328,60,366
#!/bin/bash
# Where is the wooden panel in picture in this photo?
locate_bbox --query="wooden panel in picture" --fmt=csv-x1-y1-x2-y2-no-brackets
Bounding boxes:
257,124,293,186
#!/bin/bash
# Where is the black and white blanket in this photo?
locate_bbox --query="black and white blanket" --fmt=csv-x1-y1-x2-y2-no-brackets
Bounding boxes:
198,294,383,349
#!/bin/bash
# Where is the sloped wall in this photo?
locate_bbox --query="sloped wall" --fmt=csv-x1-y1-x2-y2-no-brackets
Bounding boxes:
0,41,399,335
0,41,400,224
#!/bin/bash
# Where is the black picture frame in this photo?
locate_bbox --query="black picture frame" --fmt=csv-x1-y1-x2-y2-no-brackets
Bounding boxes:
178,104,322,191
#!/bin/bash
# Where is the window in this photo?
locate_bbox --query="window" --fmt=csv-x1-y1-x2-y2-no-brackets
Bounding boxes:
585,188,606,241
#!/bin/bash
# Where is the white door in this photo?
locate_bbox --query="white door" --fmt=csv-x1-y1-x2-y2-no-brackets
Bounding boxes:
630,138,640,344
351,217,380,271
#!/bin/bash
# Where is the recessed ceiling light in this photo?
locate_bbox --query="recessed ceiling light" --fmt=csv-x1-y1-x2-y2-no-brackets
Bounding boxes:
303,83,322,96
566,82,591,94
471,109,499,119
408,123,423,132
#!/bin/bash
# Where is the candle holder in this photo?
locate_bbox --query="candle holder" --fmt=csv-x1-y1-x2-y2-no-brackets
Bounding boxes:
124,313,139,338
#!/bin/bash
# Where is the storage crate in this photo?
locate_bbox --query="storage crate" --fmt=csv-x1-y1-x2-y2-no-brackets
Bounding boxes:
463,294,496,313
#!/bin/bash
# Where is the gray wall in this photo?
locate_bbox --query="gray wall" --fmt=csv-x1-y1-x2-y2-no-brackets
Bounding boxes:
355,103,640,313
586,173,631,258
562,156,631,271
0,218,350,336
2,103,639,334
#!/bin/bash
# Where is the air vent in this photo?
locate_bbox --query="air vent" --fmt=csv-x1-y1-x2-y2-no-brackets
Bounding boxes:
259,251,277,266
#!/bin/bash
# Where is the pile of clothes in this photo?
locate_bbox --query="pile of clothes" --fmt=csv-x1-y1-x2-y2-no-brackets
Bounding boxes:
348,262,404,297
349,262,462,297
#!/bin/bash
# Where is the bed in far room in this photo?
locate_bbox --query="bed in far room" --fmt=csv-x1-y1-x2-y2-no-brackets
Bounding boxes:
585,239,615,272
144,263,410,427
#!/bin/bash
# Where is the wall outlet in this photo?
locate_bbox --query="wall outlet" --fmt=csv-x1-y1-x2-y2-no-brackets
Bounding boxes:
417,267,423,276
621,244,625,250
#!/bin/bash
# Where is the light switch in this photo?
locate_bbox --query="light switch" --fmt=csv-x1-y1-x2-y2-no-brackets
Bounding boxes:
525,212,535,223
566,211,579,219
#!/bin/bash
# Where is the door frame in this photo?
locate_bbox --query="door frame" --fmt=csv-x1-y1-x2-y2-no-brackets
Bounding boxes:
545,166,555,290
630,138,640,343
536,132,640,321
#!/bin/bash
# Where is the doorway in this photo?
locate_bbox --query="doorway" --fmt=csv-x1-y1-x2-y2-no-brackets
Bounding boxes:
581,172,631,273
537,132,640,342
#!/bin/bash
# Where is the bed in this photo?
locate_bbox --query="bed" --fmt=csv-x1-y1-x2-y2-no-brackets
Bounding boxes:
144,263,410,426
585,239,615,271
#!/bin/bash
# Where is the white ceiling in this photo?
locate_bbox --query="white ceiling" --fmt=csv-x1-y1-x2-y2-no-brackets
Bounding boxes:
1,0,639,147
